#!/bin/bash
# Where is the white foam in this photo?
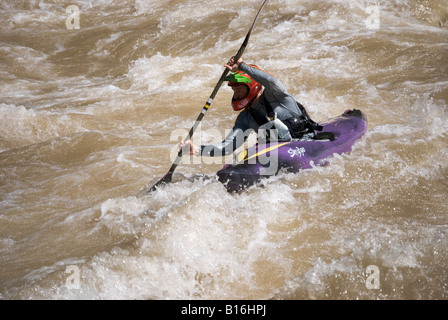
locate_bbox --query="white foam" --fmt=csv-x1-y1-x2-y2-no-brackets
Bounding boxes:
127,53,222,94
3,0,448,300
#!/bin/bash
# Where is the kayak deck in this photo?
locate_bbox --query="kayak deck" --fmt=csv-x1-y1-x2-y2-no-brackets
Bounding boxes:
216,109,368,192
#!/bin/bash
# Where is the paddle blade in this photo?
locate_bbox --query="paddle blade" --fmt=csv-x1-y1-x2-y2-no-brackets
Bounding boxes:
138,171,173,196
151,171,173,191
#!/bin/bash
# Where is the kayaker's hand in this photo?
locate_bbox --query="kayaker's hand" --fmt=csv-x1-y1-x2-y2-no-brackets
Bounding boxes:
225,56,244,72
179,140,199,156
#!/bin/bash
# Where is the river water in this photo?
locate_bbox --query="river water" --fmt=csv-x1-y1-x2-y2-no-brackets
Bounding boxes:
1,0,447,300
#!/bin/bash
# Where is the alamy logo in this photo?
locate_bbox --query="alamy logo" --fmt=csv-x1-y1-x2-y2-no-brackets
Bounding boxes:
65,265,80,289
365,265,380,290
366,5,380,30
66,5,80,30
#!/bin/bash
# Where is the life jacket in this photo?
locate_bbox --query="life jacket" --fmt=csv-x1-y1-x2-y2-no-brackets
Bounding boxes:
248,93,323,140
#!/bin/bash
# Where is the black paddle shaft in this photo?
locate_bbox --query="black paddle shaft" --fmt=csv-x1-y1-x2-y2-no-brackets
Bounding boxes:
147,0,269,193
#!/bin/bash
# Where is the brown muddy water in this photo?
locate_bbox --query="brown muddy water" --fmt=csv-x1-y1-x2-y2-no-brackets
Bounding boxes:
1,0,447,299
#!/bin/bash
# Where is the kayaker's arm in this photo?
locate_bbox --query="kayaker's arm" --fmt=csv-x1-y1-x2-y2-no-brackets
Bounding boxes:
199,127,249,157
239,62,307,123
239,63,289,98
179,123,250,157
226,58,289,98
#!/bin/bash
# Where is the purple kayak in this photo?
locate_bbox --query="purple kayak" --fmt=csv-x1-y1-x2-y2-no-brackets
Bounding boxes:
217,109,367,192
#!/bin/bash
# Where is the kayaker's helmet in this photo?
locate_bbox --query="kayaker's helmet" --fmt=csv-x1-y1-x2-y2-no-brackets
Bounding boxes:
225,68,262,111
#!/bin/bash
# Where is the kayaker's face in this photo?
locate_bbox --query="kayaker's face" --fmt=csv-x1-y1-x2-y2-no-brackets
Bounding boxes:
231,84,249,101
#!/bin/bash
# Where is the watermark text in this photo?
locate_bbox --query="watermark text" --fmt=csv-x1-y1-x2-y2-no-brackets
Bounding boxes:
65,265,80,289
365,265,380,290
66,5,80,30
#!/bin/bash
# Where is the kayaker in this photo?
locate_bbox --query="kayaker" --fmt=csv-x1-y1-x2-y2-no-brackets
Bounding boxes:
180,56,321,157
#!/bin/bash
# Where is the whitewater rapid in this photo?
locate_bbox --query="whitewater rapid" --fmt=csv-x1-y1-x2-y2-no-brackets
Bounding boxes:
1,0,447,300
